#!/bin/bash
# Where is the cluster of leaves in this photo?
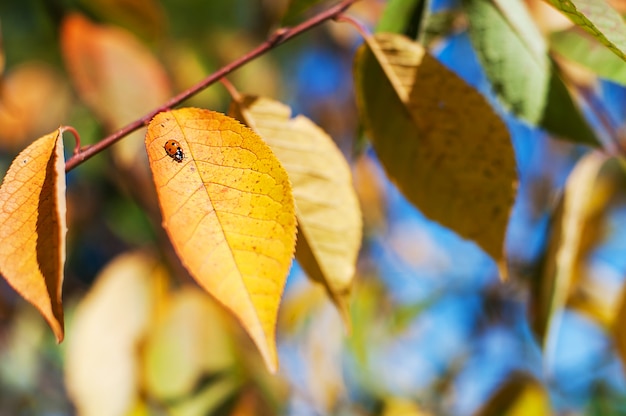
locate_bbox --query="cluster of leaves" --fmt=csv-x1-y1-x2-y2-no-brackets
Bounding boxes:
1,0,626,414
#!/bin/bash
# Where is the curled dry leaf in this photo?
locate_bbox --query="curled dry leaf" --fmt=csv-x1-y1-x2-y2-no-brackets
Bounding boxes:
230,95,362,328
354,32,517,265
0,128,66,341
65,251,165,416
145,108,297,373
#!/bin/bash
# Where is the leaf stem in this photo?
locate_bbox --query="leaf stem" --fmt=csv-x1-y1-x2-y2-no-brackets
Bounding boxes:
65,0,361,172
60,125,82,155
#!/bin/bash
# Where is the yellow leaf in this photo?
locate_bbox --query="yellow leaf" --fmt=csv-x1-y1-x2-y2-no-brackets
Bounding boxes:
354,33,517,263
613,283,626,370
143,286,235,401
65,251,164,416
531,151,609,351
144,108,297,373
230,95,362,328
475,373,552,416
0,128,66,342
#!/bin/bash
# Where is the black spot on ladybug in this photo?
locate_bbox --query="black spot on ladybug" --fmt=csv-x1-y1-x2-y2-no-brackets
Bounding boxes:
164,139,184,163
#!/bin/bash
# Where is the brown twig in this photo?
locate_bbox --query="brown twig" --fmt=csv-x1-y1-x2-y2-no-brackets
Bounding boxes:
65,0,361,172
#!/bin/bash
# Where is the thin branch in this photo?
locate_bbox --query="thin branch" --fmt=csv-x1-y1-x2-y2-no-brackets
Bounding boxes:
65,0,361,172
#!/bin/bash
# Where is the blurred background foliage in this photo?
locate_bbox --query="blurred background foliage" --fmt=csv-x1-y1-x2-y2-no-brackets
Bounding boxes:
1,0,626,415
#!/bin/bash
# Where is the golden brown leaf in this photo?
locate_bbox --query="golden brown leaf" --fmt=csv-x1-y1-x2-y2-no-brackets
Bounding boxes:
0,128,66,341
230,95,362,328
354,32,517,264
531,151,609,349
145,108,297,373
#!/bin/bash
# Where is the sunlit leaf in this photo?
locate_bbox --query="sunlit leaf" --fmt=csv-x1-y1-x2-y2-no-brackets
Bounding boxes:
65,251,165,416
530,151,609,349
145,108,297,373
0,128,66,342
546,0,626,62
230,95,362,328
354,32,517,264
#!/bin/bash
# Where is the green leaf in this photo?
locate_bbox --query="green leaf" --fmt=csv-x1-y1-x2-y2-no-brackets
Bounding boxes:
464,0,598,146
551,27,626,85
376,0,424,35
354,32,517,264
539,67,598,146
546,0,626,62
464,0,549,124
281,0,329,25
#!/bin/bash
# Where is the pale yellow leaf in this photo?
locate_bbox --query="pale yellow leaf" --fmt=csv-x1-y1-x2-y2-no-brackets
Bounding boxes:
230,95,362,327
142,286,235,401
65,251,165,416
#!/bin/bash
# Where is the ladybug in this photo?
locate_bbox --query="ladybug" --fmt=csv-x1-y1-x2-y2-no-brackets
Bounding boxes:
164,139,184,163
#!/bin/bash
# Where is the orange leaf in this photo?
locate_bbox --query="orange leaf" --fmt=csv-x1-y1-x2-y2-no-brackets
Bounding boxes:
0,63,71,151
0,128,67,341
61,13,171,128
145,108,297,373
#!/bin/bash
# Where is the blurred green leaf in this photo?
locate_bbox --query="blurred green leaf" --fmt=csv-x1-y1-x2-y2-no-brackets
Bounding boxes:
377,0,425,37
464,0,598,145
546,0,626,62
551,27,626,85
464,0,548,124
281,0,330,25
